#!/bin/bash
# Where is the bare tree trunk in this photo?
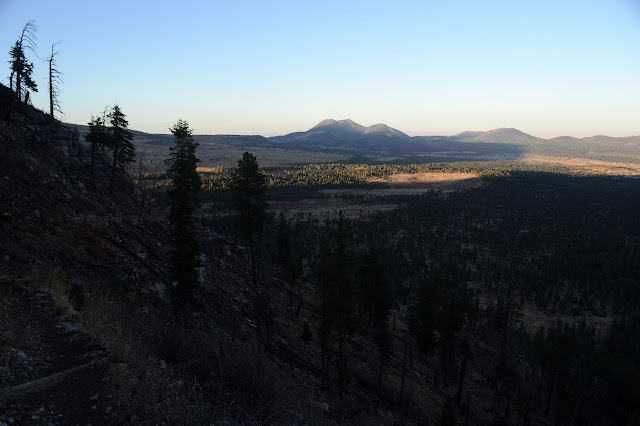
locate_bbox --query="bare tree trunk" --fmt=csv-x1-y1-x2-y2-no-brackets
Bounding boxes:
49,58,53,118
457,351,469,402
399,331,409,405
295,278,304,318
109,141,119,196
7,74,14,120
378,353,384,391
338,331,344,395
249,237,256,287
321,349,327,389
544,370,558,417
16,74,22,104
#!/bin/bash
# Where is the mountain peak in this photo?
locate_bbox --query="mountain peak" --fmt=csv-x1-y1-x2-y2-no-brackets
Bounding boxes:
306,119,408,139
472,128,539,144
310,119,365,132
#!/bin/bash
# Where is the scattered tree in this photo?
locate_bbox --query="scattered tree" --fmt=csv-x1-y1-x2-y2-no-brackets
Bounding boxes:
107,104,135,195
84,114,108,190
230,152,270,287
165,119,202,303
46,42,62,119
8,21,38,102
277,211,302,318
230,152,272,350
359,247,393,389
316,211,358,393
8,21,38,112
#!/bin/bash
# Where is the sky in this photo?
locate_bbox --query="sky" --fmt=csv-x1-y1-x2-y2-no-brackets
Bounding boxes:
1,0,639,138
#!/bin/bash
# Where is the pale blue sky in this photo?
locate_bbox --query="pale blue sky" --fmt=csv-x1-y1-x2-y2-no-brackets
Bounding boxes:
1,0,639,137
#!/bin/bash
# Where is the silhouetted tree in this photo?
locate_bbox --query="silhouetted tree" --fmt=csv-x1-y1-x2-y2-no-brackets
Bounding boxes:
437,281,472,387
84,114,108,190
457,338,472,402
316,212,358,393
107,104,135,195
46,42,62,119
230,152,270,287
8,21,38,104
277,211,302,318
165,119,202,303
409,278,441,356
230,152,272,350
441,398,458,426
360,247,393,389
410,278,472,386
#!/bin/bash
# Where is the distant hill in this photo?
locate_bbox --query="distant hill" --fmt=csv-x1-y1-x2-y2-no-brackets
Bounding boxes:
453,131,485,140
271,119,410,143
581,135,640,146
548,136,582,143
470,128,540,144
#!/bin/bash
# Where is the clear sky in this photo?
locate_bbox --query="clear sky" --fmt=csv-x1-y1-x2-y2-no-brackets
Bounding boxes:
1,0,639,137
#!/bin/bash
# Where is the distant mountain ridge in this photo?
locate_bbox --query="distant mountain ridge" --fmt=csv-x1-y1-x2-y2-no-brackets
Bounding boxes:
71,118,640,164
271,119,639,145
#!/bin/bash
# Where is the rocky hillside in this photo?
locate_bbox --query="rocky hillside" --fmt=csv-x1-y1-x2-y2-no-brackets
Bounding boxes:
0,88,413,424
0,86,170,297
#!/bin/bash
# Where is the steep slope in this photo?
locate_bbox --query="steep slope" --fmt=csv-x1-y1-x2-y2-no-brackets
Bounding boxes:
0,91,171,294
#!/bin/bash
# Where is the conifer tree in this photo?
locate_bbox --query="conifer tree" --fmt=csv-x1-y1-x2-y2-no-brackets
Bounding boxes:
409,277,441,356
8,21,38,104
230,152,270,287
317,244,337,388
316,211,358,393
165,119,202,302
107,104,135,195
366,248,393,389
277,211,302,317
84,115,108,190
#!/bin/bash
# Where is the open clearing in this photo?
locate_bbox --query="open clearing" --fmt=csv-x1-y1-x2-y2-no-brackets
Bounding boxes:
322,172,483,197
368,171,480,185
523,154,640,176
271,172,483,219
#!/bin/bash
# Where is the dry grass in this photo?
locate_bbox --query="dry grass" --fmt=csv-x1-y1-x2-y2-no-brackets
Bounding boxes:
268,172,484,219
523,154,640,176
82,288,299,423
84,290,155,366
29,262,71,316
368,171,480,185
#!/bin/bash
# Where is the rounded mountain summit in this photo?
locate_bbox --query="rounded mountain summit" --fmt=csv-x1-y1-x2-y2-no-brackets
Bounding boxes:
271,119,410,142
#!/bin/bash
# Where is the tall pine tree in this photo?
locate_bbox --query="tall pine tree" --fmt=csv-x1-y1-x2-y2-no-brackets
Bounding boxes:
107,104,135,195
84,115,108,191
316,211,358,393
8,21,37,104
165,119,202,303
230,152,270,287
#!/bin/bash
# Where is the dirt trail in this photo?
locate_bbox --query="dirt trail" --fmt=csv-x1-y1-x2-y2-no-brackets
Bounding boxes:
0,284,112,425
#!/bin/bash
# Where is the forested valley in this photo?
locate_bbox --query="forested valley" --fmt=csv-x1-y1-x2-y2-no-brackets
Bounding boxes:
192,159,640,425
